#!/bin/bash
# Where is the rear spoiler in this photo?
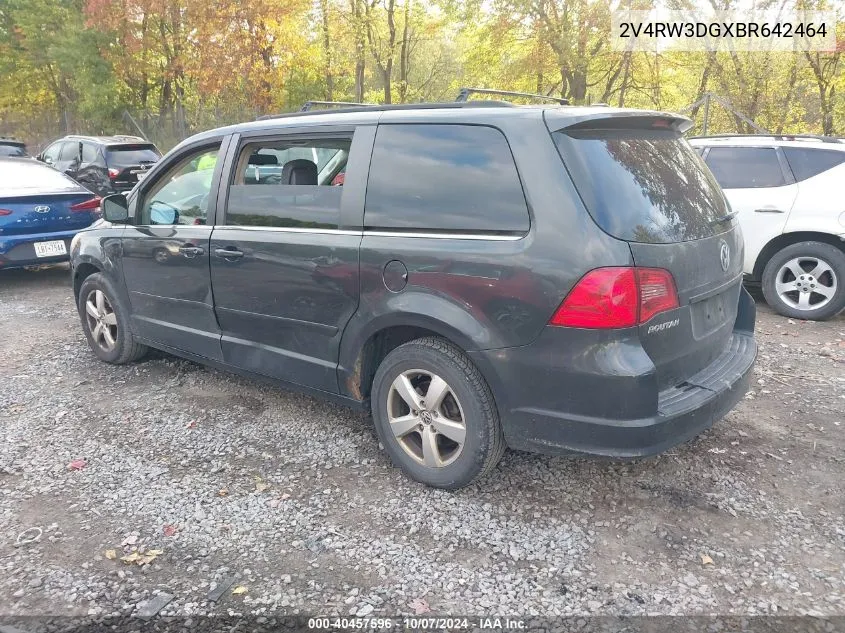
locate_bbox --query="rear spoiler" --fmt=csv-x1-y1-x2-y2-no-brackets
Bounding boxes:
545,110,693,134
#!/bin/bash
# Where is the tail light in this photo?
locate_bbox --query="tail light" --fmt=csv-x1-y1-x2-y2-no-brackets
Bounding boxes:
108,168,120,179
0,209,12,216
70,197,102,212
637,268,679,323
549,267,679,329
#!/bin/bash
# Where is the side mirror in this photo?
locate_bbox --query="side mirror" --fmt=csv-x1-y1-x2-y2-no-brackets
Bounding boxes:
149,201,179,225
102,194,129,223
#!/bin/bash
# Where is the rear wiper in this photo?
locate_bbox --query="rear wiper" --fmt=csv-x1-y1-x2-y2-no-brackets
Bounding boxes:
710,210,738,225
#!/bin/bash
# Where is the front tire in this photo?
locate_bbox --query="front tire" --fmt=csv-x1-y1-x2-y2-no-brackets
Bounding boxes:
371,337,504,489
761,241,845,320
77,273,148,364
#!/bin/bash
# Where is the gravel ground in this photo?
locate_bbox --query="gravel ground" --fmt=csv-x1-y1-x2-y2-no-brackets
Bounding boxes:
1,265,844,622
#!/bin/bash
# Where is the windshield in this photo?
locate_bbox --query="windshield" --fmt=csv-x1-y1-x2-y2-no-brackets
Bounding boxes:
0,160,78,190
552,128,730,243
106,145,161,167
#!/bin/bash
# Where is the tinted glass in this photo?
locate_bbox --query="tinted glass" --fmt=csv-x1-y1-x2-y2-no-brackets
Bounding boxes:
227,186,342,229
60,142,79,161
226,138,350,229
553,129,730,243
0,144,26,157
705,147,786,188
81,143,97,163
107,145,161,167
0,160,79,190
783,147,845,181
139,147,218,225
365,124,529,232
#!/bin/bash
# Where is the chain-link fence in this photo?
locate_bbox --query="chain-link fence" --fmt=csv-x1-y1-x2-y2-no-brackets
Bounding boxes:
1,103,287,155
2,92,783,156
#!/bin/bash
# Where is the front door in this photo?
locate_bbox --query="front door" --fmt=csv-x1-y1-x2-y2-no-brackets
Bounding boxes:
121,140,226,360
209,128,370,392
57,141,81,179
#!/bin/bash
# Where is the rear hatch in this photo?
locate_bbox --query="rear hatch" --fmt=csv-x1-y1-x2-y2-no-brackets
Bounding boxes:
105,143,161,190
0,162,100,235
549,113,744,389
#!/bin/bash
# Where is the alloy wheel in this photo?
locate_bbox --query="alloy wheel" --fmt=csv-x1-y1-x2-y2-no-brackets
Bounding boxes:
775,256,838,312
84,289,118,352
386,369,467,468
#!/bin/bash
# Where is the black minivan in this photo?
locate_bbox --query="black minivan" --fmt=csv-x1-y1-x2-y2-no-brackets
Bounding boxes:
69,96,757,489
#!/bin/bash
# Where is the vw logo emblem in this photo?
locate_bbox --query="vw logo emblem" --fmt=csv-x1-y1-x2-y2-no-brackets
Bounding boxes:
34,205,50,214
719,240,730,272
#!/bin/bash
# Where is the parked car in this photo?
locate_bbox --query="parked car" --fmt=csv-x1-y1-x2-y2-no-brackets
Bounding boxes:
37,135,161,197
69,98,757,489
0,138,28,157
689,135,845,320
0,157,102,269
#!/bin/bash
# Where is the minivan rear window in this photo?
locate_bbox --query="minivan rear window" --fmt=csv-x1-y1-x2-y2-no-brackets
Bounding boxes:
106,145,161,167
552,128,730,243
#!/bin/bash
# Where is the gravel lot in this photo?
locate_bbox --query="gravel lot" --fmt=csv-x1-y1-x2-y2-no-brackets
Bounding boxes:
1,265,844,622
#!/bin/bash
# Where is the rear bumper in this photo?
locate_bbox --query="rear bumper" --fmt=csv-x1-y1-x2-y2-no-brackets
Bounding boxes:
470,288,757,458
0,230,78,269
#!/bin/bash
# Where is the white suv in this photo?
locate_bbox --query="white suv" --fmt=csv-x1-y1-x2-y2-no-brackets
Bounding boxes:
689,135,845,320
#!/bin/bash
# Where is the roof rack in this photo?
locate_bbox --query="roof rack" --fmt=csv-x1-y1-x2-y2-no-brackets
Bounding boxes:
300,100,370,112
690,133,842,144
256,100,514,121
456,87,569,106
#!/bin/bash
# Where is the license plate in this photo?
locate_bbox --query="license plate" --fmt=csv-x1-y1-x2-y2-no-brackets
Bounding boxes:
33,240,67,258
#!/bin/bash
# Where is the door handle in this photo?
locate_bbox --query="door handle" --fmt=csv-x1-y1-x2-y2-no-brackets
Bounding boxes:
754,207,786,213
214,247,244,259
178,245,205,257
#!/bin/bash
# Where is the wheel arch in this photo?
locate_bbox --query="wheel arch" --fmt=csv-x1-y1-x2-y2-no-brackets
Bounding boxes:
752,231,845,281
72,261,102,301
338,312,504,406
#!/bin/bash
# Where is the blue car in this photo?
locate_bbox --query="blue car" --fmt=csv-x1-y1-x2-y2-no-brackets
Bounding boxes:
0,157,102,269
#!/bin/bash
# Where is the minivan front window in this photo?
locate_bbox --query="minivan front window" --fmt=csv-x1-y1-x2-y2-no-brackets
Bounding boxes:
552,128,730,243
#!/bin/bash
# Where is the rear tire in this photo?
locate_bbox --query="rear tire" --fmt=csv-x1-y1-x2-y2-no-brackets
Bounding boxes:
761,241,845,320
77,273,148,364
371,337,504,489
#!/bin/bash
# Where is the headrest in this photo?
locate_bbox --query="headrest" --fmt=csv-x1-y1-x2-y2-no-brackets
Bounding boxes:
248,153,278,166
281,159,318,185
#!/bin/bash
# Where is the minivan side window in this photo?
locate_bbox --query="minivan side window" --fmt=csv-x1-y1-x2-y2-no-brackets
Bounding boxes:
705,147,786,189
225,137,351,229
364,124,529,233
138,146,220,225
783,147,845,182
